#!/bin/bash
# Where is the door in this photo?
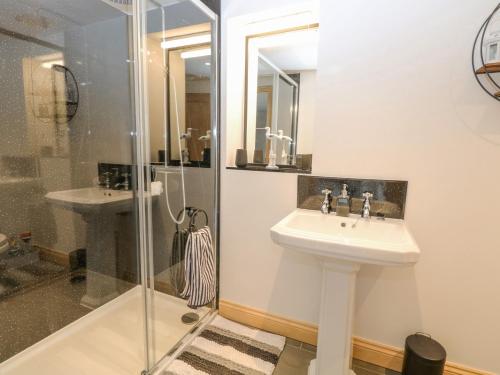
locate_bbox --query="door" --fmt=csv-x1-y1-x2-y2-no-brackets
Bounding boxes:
134,0,219,373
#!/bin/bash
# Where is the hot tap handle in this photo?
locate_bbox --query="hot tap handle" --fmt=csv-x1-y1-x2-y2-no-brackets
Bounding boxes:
320,189,332,214
362,192,373,200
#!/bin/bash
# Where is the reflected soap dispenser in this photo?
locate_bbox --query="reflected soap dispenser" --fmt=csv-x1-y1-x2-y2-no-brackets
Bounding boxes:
335,184,351,217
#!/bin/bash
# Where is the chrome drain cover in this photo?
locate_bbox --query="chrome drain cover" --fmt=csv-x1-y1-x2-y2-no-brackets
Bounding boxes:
181,312,199,325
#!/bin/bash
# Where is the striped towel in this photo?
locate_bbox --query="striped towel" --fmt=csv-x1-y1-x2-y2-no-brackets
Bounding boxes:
164,316,286,375
180,226,216,308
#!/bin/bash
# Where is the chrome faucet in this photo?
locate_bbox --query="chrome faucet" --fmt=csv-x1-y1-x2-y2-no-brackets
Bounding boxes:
101,172,112,189
114,173,131,191
361,192,373,218
321,189,332,214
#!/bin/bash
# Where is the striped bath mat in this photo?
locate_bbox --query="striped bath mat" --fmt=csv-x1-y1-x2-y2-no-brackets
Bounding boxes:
164,316,286,375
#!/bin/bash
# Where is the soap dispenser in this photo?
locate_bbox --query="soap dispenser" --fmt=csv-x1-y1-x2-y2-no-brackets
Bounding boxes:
336,184,351,217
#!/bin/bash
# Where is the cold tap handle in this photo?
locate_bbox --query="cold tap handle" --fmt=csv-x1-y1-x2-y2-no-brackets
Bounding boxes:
321,189,332,214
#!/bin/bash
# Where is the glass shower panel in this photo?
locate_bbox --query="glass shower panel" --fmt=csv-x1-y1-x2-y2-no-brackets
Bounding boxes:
0,0,147,373
140,0,219,370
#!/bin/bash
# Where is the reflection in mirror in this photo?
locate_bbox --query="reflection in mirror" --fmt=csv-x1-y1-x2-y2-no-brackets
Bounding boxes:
169,43,212,166
0,0,139,363
245,25,319,171
144,2,217,370
254,57,299,167
147,20,213,168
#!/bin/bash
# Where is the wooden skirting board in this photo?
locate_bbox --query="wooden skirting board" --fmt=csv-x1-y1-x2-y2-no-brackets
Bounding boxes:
219,299,318,346
36,245,70,268
218,300,494,375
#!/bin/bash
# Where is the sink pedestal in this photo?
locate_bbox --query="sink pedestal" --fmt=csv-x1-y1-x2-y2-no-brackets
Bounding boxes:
271,209,420,375
308,260,360,375
80,212,119,309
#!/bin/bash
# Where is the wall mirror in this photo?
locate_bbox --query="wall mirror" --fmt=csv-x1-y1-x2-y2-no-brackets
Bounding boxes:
244,24,319,171
146,2,215,168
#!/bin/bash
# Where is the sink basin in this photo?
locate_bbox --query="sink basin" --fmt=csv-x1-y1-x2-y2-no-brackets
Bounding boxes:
271,209,420,375
45,187,133,213
271,209,419,266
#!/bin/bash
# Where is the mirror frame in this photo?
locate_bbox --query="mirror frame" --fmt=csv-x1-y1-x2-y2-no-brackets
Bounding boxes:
243,23,319,165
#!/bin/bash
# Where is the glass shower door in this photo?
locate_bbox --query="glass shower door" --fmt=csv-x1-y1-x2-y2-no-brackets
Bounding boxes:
0,1,149,374
0,0,217,373
135,0,219,372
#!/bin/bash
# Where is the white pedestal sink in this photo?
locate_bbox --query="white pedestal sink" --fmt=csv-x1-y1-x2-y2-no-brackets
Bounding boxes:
271,209,420,375
45,187,134,213
46,187,135,308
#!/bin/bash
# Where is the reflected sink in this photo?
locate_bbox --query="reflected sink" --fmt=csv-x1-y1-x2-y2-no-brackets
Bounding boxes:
270,209,420,375
45,187,135,308
45,186,160,308
45,187,133,213
271,209,419,266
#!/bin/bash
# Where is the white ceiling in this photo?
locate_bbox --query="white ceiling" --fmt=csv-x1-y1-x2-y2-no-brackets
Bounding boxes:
0,0,210,48
0,0,124,47
3,0,122,28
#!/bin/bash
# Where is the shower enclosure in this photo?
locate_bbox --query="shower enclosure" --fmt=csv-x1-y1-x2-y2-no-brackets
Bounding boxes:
0,0,218,374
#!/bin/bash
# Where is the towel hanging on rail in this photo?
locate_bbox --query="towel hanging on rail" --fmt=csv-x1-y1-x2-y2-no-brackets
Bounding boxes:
170,207,209,296
180,225,216,308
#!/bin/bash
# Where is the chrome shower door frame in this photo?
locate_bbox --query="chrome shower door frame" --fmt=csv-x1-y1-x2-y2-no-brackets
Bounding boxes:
131,0,219,373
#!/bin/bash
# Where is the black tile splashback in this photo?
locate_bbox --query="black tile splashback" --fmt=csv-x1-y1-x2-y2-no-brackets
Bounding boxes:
97,162,133,190
297,175,408,219
98,162,160,191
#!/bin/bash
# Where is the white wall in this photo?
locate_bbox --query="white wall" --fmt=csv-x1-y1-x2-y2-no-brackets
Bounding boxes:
221,0,500,373
314,1,500,372
221,0,322,319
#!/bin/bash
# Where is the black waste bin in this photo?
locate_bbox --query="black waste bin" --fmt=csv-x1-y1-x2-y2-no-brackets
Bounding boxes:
402,333,446,375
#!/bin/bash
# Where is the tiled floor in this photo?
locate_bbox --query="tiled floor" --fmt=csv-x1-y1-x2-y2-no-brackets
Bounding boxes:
274,339,317,375
274,338,401,375
353,360,401,375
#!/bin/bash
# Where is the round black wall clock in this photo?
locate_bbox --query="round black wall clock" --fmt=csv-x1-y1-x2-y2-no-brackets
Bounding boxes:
51,64,79,123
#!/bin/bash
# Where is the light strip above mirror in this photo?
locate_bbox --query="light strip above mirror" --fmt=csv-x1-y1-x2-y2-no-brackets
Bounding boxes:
161,33,211,49
180,48,211,59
